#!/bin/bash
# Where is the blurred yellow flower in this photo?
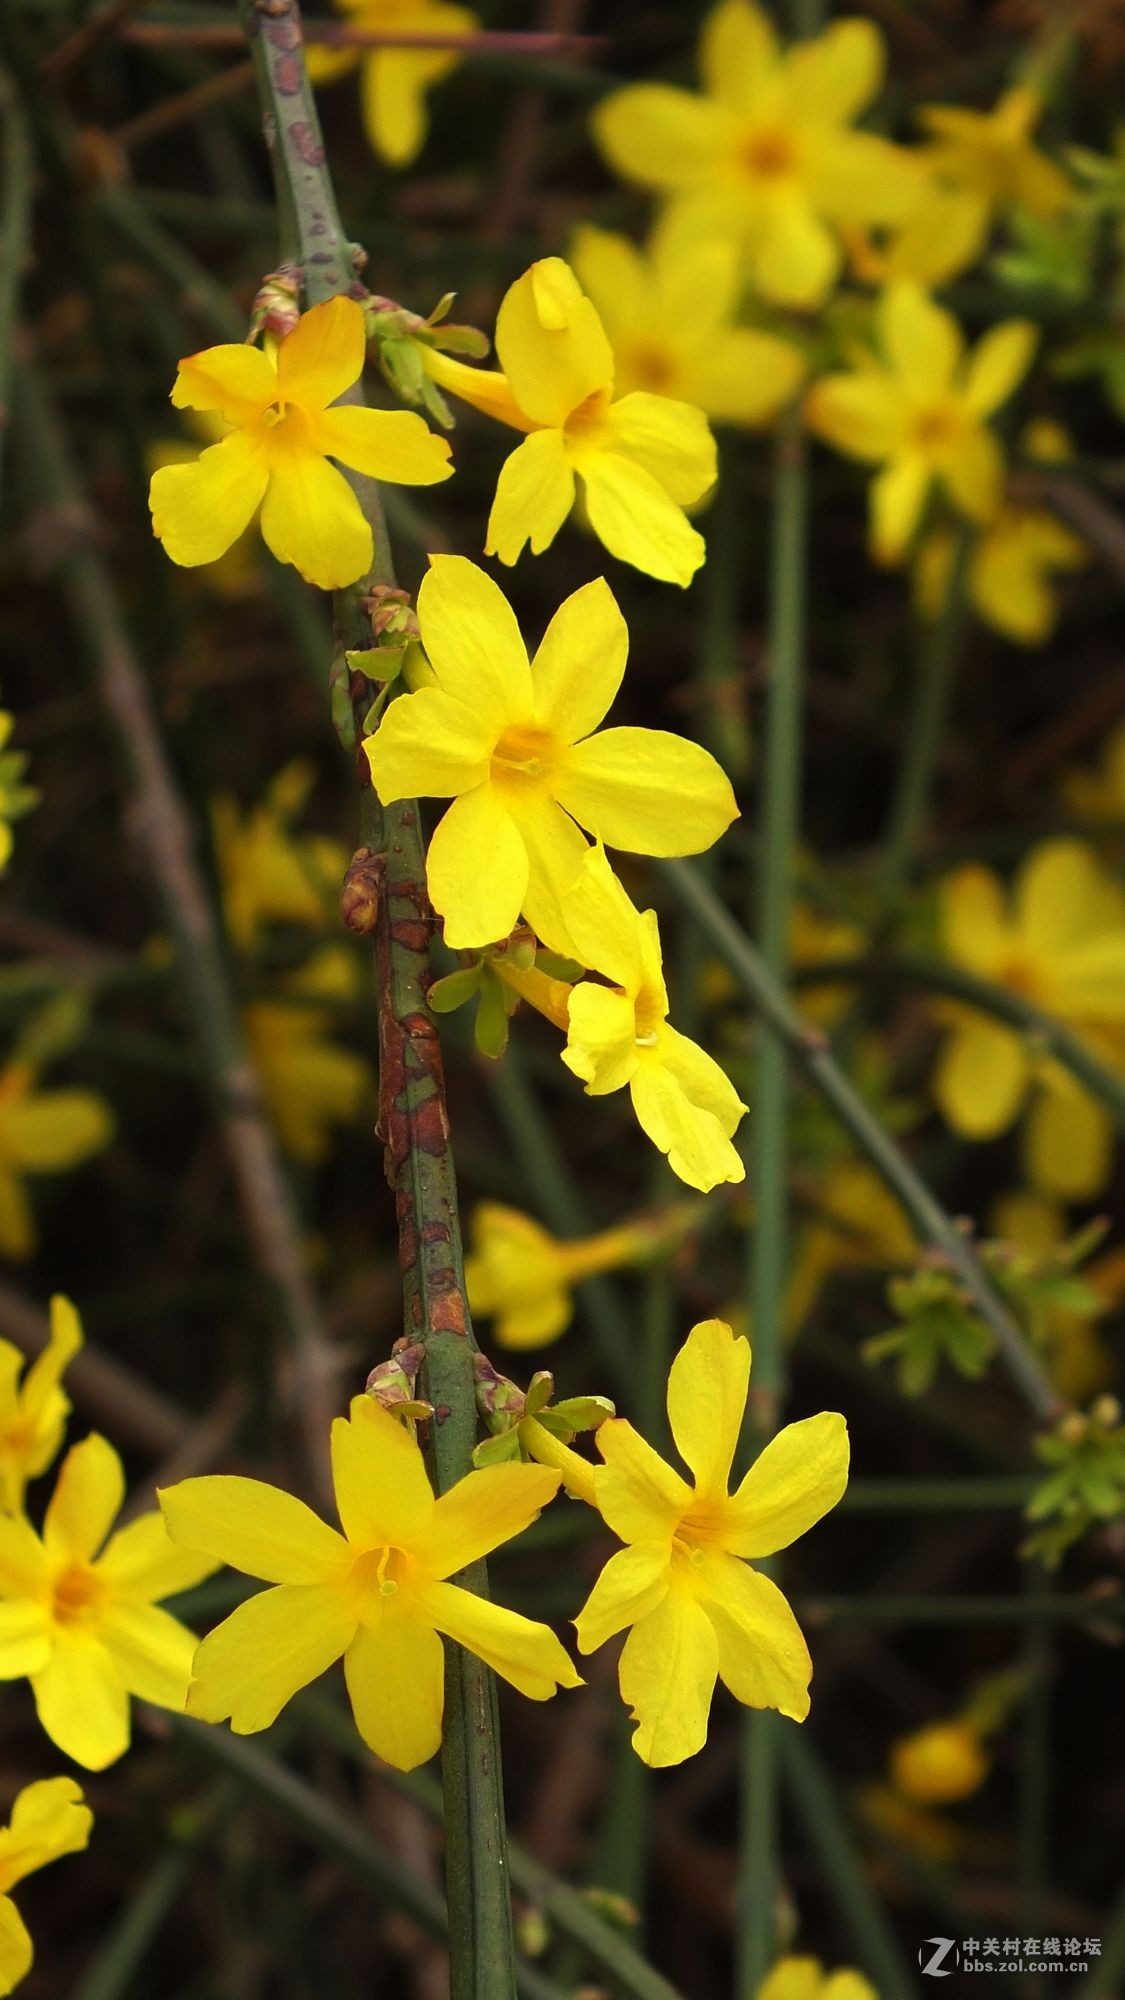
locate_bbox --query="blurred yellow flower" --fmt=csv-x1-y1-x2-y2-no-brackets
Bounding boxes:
573,1319,848,1765
366,558,736,952
807,283,1036,563
0,1434,216,1769
465,1199,699,1351
992,1190,1117,1401
0,1297,83,1516
150,297,451,590
916,508,1088,646
787,1160,915,1334
244,947,372,1165
934,841,1125,1201
569,215,805,426
756,1957,877,2000
591,0,917,309
0,1777,92,1996
0,1058,114,1263
0,713,38,876
890,1718,989,1804
1062,720,1125,824
307,0,477,167
423,259,717,583
161,1395,580,1771
917,87,1072,222
214,761,347,955
562,848,747,1193
844,176,989,289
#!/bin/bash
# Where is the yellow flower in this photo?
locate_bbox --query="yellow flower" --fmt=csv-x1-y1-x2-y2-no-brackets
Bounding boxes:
0,1296,83,1515
889,1718,989,1804
244,947,372,1166
307,0,477,168
0,1434,217,1769
465,1200,698,1351
916,508,1088,646
573,1319,848,1765
844,176,989,289
0,1060,114,1263
147,411,258,599
214,761,347,955
806,283,1037,563
992,1191,1115,1401
160,1395,581,1772
569,215,805,427
1062,720,1125,824
756,1957,877,2000
562,848,747,1193
591,0,917,310
422,259,717,584
935,841,1125,1201
0,713,37,876
365,558,737,953
0,1777,92,1996
150,297,452,591
787,1161,915,1334
917,86,1072,222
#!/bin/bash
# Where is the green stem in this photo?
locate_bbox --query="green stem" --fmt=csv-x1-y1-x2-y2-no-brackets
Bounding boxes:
880,530,971,910
780,1729,914,2000
237,4,517,1989
72,1787,235,2000
662,860,1065,1423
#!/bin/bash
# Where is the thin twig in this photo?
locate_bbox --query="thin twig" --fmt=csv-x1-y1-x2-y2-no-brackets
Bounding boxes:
113,59,255,151
120,20,605,55
0,1278,190,1456
11,360,340,1501
38,0,152,78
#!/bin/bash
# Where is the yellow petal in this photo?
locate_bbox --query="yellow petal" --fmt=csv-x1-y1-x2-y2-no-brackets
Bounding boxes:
881,282,962,392
942,427,1003,524
594,1418,690,1544
486,429,576,564
1022,1081,1112,1203
100,1601,197,1708
149,431,269,568
562,982,639,1095
159,1475,349,1582
723,1412,849,1556
579,453,705,587
495,259,613,428
695,1548,812,1720
568,226,649,343
573,1542,670,1653
364,688,493,804
531,576,628,746
0,1091,113,1170
700,0,777,113
666,1319,750,1500
44,1435,123,1562
684,328,805,428
783,17,883,122
0,1777,91,1890
276,296,364,410
659,1024,747,1138
97,1512,218,1601
1014,838,1112,958
417,555,532,718
314,405,452,485
0,1604,51,1678
305,40,359,85
554,727,736,857
890,1720,989,1804
805,373,901,463
418,1463,560,1578
962,321,1037,417
601,391,716,507
361,46,446,167
420,1579,582,1697
811,131,921,223
939,863,1010,975
0,1897,32,1994
187,1583,356,1732
629,1057,746,1191
259,452,372,590
756,1961,828,2000
934,1018,1028,1139
871,456,931,563
0,1518,48,1597
513,794,595,963
426,786,528,949
330,1397,435,1551
344,1613,444,1768
592,85,735,195
32,1636,130,1770
618,1585,718,1766
170,343,275,424
750,196,841,309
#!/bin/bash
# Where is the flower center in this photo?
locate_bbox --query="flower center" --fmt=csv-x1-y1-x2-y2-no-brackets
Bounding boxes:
998,952,1045,1000
911,404,963,453
623,342,678,395
349,1543,409,1617
491,722,557,789
51,1561,104,1627
563,388,613,452
741,127,798,181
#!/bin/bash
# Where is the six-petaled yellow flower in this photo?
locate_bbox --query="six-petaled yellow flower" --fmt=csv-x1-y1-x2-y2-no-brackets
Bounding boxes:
917,86,1072,223
562,848,747,1193
0,1777,92,1996
592,0,917,309
422,259,717,583
307,0,478,167
570,216,805,427
0,1057,114,1263
150,297,452,590
807,283,1037,563
0,1296,82,1516
0,1434,217,1769
160,1395,581,1772
572,1319,848,1764
365,558,736,952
